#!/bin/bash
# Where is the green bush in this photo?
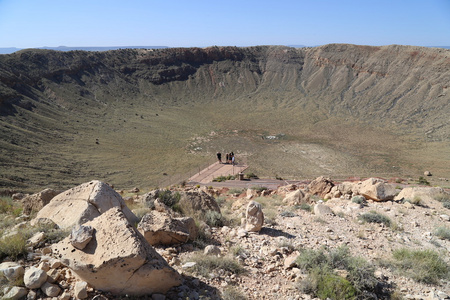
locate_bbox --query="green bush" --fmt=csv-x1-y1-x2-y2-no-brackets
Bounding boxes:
392,248,449,284
298,203,312,212
418,176,430,186
0,197,22,217
158,190,181,208
358,211,392,227
228,188,243,195
204,210,224,227
435,226,450,240
443,202,450,209
245,172,258,179
0,233,28,260
212,175,235,182
295,246,377,298
251,185,268,192
315,268,357,300
351,196,366,205
187,253,245,278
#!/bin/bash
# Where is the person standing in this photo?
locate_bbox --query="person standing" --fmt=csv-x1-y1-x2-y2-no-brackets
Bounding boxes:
225,153,229,164
217,152,222,164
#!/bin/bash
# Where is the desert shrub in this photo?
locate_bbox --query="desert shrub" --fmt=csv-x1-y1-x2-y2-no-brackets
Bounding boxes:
0,233,28,260
228,188,243,195
434,193,450,203
296,246,377,298
280,211,296,218
187,253,245,278
298,203,312,212
392,248,449,284
213,175,234,182
405,196,423,206
418,176,430,186
443,202,450,209
251,185,267,192
245,172,258,179
435,226,450,240
351,196,366,205
358,211,392,227
221,287,247,300
0,196,22,217
158,190,181,208
204,210,224,227
315,268,357,300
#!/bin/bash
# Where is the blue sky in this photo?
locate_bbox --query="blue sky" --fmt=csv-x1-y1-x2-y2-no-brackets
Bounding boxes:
1,0,449,48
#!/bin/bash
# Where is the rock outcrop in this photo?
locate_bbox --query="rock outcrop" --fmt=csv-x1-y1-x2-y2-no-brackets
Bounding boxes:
32,180,138,228
245,201,264,232
138,211,198,246
308,176,334,198
21,188,60,215
52,207,182,296
357,178,397,202
283,189,309,206
179,190,221,213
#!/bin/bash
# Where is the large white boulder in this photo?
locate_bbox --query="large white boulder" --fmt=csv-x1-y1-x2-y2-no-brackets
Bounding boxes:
394,187,446,203
357,178,397,202
52,207,181,296
32,180,138,228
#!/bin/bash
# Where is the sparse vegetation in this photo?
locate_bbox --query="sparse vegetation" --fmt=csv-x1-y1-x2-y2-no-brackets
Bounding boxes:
213,175,235,182
434,226,450,240
228,188,243,195
405,195,423,206
186,252,245,278
204,210,224,227
298,203,312,212
221,286,247,300
418,176,430,186
358,211,392,227
351,195,366,205
245,172,258,179
295,246,378,298
390,248,449,284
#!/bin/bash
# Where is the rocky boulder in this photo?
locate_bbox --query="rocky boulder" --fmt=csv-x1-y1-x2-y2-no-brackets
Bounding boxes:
32,180,138,229
245,201,264,232
138,211,198,246
21,188,60,215
283,189,309,205
308,176,334,198
179,190,220,213
52,207,181,296
314,203,335,216
357,178,397,201
394,187,446,203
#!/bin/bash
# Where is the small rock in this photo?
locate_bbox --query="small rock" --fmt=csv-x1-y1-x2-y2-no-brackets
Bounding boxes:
439,214,450,222
24,266,47,289
152,294,166,300
204,245,221,256
70,225,94,250
0,262,24,282
74,281,89,299
182,262,197,269
41,281,61,297
27,232,45,247
424,171,432,176
3,286,28,300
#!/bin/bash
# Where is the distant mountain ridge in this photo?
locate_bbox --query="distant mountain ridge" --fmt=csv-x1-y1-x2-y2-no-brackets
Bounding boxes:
0,44,449,191
0,46,168,54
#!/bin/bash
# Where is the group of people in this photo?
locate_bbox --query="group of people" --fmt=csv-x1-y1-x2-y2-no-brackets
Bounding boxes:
216,152,235,165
